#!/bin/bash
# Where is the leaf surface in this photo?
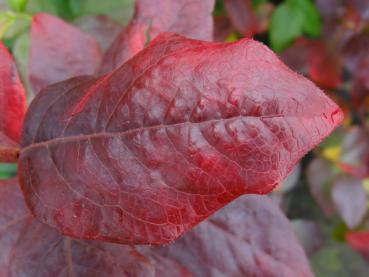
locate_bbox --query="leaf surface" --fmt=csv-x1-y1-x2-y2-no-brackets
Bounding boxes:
1,179,313,276
19,33,343,244
29,13,102,94
332,175,367,229
98,0,215,73
0,178,31,274
0,41,26,143
0,41,26,162
223,0,258,37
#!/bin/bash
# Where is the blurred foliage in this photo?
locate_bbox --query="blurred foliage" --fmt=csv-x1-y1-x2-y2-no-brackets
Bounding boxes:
0,163,17,179
269,0,321,52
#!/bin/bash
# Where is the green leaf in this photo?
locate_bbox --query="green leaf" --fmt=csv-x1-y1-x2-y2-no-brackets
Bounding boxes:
27,0,76,21
311,242,369,276
295,0,322,37
7,0,28,12
269,2,304,53
269,0,322,53
0,163,17,179
0,11,31,39
73,0,134,24
13,31,33,99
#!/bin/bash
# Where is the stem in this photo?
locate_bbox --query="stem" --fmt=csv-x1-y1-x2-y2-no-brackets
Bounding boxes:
0,146,20,163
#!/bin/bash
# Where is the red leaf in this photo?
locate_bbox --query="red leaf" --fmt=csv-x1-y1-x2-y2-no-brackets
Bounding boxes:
223,0,259,37
98,0,215,74
346,231,369,262
0,42,26,144
347,232,369,250
30,13,102,94
19,33,343,244
307,41,343,89
0,42,26,162
1,179,312,276
281,39,343,89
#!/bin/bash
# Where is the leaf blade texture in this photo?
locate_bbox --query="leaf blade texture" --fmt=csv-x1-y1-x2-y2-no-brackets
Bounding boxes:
0,178,313,277
0,41,26,144
29,13,102,94
0,41,26,162
98,0,215,74
19,33,343,244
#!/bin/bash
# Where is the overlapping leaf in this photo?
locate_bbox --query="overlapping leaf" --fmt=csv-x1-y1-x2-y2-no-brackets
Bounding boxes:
19,33,343,244
0,41,26,162
223,0,258,37
29,13,102,94
0,178,313,276
0,178,31,274
332,175,367,228
98,0,215,73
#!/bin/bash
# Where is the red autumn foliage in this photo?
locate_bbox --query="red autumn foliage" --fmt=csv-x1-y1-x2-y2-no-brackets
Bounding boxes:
0,0,346,275
0,42,26,163
0,179,312,276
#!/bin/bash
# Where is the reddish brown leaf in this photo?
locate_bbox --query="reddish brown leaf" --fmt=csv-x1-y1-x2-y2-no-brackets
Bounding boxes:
281,39,343,89
307,41,343,89
344,32,369,90
223,0,258,37
0,41,26,144
98,0,215,74
213,16,234,42
2,180,312,276
19,33,343,244
30,13,102,94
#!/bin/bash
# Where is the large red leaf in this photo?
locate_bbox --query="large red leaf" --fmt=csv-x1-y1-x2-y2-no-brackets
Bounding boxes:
98,0,215,74
0,178,312,276
29,13,102,94
19,33,343,244
0,41,26,162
